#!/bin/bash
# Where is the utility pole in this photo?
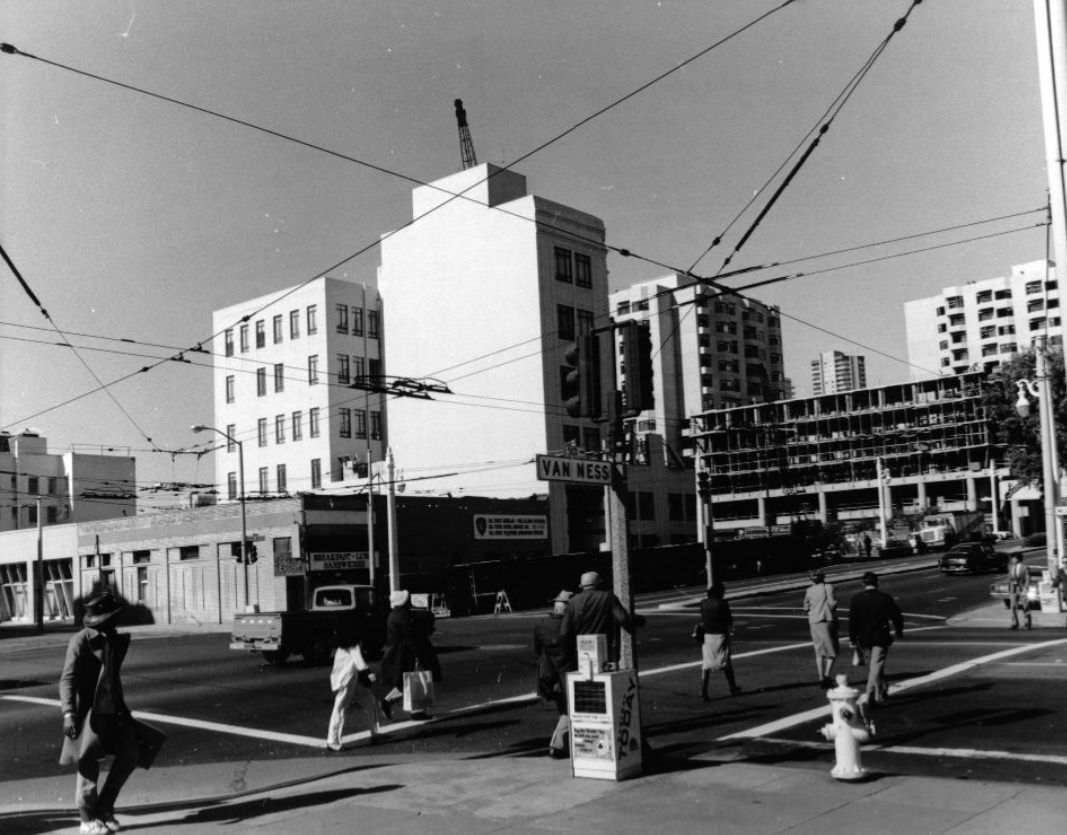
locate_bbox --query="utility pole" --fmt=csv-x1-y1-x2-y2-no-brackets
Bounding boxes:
35,497,44,632
387,448,399,593
366,449,376,589
454,98,478,170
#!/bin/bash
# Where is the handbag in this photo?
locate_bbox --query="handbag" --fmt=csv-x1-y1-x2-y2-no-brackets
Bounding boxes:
692,622,706,645
133,719,167,770
403,663,435,713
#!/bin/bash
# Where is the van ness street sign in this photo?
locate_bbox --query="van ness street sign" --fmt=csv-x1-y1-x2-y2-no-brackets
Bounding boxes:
535,454,612,485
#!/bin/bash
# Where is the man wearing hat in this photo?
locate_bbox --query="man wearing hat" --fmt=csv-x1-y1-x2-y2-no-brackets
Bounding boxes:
848,572,904,706
533,590,574,758
59,591,138,835
559,571,645,668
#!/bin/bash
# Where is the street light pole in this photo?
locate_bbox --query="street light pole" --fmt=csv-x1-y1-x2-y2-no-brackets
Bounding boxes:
1015,335,1061,575
191,424,250,611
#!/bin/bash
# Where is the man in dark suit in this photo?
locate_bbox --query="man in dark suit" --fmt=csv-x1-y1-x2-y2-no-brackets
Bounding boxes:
59,592,139,835
1007,553,1032,630
848,572,903,706
559,571,645,668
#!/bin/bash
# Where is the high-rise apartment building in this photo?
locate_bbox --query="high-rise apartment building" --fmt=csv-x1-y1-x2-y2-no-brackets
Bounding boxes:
811,350,866,395
904,260,1063,379
608,275,788,547
0,430,136,532
209,276,385,499
377,164,608,555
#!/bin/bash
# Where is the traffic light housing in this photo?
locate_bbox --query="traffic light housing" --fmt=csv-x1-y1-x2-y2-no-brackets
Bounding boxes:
247,543,258,564
562,332,602,419
620,321,654,416
231,541,259,564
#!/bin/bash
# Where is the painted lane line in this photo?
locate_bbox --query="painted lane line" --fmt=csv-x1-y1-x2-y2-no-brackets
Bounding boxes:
720,636,1067,741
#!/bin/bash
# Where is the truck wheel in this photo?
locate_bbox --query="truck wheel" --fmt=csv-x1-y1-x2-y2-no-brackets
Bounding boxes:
304,637,333,665
261,650,289,666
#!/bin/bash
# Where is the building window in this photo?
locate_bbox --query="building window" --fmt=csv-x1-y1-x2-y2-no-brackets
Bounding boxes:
577,308,594,336
336,303,349,333
240,324,249,353
582,426,599,453
369,358,381,380
978,308,994,321
617,301,631,316
224,329,234,357
979,325,996,339
48,477,57,494
26,476,38,494
257,418,268,447
575,252,592,288
276,464,287,493
255,320,266,348
274,363,284,392
258,467,269,495
995,289,1013,299
309,407,320,438
355,409,367,439
352,306,364,336
311,458,322,489
997,307,1013,317
292,411,303,441
353,356,365,382
1000,342,1017,354
225,375,235,403
46,505,58,525
948,314,965,327
225,424,236,452
1026,280,1043,294
307,304,318,335
371,411,382,440
26,503,37,525
1031,317,1047,330
340,408,352,438
256,368,267,397
274,536,292,561
999,324,1016,336
227,472,237,500
273,314,283,344
1028,299,1045,313
275,414,286,444
976,290,993,304
557,305,575,341
308,355,319,384
179,545,200,561
982,344,998,357
368,310,379,338
338,354,350,385
554,246,572,283
289,309,300,339
946,295,963,309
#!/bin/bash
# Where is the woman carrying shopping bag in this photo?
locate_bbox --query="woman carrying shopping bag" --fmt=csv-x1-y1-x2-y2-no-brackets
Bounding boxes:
379,590,442,721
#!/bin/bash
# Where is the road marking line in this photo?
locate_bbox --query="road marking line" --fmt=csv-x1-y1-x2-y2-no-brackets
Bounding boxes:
720,636,1067,740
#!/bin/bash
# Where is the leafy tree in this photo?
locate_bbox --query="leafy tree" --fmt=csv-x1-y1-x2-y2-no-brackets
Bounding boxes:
981,348,1067,483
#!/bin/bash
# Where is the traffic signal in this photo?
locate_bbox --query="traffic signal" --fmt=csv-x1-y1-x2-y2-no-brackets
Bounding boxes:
231,541,259,564
619,321,654,416
247,543,258,564
561,332,602,419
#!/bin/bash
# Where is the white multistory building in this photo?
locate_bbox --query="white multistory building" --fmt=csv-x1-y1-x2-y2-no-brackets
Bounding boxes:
378,163,608,555
209,276,386,499
608,275,788,547
904,260,1063,379
811,350,866,395
0,430,136,532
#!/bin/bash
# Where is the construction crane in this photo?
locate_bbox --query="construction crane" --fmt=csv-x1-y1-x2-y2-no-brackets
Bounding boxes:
454,98,478,170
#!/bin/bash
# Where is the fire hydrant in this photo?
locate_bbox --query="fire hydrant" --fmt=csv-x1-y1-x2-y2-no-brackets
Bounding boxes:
819,673,873,781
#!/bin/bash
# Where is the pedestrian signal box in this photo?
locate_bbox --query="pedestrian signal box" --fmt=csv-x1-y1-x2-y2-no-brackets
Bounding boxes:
566,666,643,781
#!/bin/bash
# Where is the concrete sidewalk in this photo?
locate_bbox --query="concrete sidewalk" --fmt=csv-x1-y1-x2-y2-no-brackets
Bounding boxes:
4,744,1067,834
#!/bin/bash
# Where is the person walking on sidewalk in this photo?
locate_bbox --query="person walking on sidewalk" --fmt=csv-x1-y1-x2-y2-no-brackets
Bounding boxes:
59,592,139,835
1008,553,1032,630
698,582,741,701
534,590,575,758
379,590,442,721
848,572,903,706
803,569,839,689
325,617,380,751
559,571,645,668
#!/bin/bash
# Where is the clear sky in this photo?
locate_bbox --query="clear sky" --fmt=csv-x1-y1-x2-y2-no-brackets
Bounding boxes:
0,0,1049,506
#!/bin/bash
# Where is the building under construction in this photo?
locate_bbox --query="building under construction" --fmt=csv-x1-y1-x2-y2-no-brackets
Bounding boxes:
689,371,1038,540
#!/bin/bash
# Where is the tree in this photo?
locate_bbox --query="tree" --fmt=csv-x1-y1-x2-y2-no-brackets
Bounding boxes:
981,348,1067,484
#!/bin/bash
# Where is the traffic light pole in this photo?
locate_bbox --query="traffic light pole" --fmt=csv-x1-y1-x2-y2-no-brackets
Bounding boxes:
608,461,636,671
236,438,250,612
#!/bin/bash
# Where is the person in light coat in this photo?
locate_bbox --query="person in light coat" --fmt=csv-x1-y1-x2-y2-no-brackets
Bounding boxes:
325,616,380,751
803,569,839,688
1007,553,1032,630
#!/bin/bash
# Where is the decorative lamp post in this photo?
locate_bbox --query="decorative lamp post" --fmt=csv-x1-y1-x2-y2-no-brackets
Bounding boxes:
191,424,250,611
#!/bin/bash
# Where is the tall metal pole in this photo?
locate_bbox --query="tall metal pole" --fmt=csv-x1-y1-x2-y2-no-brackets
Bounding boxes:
608,464,635,671
387,448,399,593
35,496,44,632
236,438,249,610
877,457,890,548
1034,337,1060,575
1034,0,1067,278
366,449,376,589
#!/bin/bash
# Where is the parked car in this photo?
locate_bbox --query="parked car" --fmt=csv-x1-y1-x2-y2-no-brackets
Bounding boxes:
876,538,912,559
938,542,1006,575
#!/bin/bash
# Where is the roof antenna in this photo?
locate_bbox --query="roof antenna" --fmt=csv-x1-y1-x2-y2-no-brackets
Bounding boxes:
454,98,478,170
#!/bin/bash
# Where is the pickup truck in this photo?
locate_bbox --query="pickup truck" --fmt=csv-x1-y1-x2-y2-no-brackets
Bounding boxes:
938,542,1006,575
229,584,387,665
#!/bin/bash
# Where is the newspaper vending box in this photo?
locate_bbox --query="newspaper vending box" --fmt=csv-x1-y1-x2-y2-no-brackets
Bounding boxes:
566,666,643,781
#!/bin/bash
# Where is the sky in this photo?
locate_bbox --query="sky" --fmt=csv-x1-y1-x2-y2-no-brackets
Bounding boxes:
0,0,1051,507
